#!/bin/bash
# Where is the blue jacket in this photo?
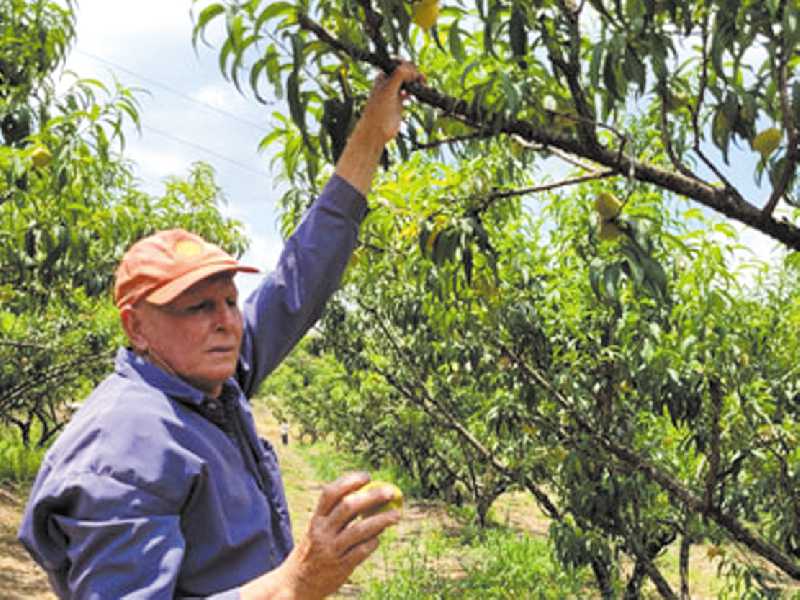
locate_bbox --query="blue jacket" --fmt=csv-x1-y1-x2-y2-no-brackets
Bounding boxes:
18,175,367,599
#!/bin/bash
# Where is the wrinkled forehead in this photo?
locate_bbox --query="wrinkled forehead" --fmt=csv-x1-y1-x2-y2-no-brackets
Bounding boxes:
175,271,239,300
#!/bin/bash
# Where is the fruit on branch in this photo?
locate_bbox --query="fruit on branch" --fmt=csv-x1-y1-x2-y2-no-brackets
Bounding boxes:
31,146,52,168
412,0,440,31
594,191,622,220
598,220,623,241
751,127,781,160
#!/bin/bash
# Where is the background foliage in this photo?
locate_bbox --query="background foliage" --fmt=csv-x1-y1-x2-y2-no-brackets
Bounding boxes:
0,0,250,447
200,0,800,597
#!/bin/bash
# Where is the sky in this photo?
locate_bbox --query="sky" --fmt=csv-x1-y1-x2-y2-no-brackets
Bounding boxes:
60,1,786,298
63,0,284,302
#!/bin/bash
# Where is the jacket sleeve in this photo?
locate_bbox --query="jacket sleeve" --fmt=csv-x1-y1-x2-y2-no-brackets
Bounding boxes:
236,174,367,398
20,469,242,600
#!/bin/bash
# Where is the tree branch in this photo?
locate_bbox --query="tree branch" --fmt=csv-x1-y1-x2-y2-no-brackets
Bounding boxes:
544,3,598,148
356,301,563,520
704,377,723,513
296,13,800,250
501,343,800,581
477,169,616,212
355,0,391,67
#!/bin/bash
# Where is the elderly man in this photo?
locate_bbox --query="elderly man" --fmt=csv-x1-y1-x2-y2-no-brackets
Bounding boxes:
19,62,422,599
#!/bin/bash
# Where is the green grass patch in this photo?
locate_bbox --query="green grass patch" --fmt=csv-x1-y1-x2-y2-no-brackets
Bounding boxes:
0,424,47,484
299,437,592,598
297,439,417,494
362,526,589,599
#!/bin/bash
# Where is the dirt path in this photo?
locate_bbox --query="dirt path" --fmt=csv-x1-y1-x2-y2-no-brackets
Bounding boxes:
0,486,54,599
254,404,481,598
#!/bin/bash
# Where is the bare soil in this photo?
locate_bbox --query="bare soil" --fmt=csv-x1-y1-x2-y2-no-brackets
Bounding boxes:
0,486,54,600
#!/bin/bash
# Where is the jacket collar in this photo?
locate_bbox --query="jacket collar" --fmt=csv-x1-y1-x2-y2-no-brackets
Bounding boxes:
114,347,241,406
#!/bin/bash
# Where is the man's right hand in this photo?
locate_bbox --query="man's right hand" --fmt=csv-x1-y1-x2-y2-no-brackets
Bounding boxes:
334,61,423,196
241,472,401,600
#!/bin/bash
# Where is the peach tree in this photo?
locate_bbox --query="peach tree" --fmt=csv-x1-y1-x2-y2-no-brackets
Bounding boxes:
197,0,800,596
1,0,250,447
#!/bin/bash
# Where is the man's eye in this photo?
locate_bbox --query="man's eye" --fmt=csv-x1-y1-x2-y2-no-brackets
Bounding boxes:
188,301,211,312
226,298,237,307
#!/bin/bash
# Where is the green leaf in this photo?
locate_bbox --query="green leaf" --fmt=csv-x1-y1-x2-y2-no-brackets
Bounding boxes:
623,46,645,94
418,221,433,257
249,57,270,104
227,11,246,50
254,1,296,32
509,6,527,63
589,262,603,300
603,48,624,101
192,3,225,48
500,72,520,115
640,254,667,301
448,20,466,63
483,1,501,59
231,34,258,94
218,37,235,81
619,243,644,285
589,44,604,88
602,262,622,303
459,60,481,89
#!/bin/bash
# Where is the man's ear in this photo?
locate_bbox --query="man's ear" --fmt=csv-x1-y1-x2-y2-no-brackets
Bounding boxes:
120,305,148,352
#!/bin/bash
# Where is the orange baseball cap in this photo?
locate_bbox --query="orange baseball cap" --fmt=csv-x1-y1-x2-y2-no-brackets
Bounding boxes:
114,229,259,309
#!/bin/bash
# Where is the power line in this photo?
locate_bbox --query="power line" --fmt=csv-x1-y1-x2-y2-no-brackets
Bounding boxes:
69,49,279,181
75,49,272,132
142,124,272,179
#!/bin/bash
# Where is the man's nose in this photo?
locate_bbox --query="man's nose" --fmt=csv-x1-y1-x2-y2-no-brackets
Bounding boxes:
215,303,239,329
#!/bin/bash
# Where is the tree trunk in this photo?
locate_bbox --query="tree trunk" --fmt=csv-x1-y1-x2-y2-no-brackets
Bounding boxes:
679,535,691,600
591,556,617,600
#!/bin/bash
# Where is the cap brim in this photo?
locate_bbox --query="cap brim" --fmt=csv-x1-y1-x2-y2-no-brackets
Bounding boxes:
146,262,260,305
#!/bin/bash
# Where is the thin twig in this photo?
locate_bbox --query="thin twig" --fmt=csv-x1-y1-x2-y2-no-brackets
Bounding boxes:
0,340,49,349
477,169,616,212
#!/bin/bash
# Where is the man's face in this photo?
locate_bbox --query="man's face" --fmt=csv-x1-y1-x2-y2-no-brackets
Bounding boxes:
130,273,243,398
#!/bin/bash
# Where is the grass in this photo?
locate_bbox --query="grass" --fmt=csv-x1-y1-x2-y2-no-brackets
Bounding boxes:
297,439,418,498
359,511,589,599
0,425,47,485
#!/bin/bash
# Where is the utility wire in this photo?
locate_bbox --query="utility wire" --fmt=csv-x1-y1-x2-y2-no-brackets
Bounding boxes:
142,124,271,179
70,49,277,180
75,49,272,132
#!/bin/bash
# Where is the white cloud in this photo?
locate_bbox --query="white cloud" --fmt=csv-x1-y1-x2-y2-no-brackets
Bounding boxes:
127,144,190,182
73,1,191,42
192,85,238,110
236,227,285,303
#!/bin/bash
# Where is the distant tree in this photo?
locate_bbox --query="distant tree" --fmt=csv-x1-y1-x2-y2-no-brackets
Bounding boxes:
1,0,250,447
